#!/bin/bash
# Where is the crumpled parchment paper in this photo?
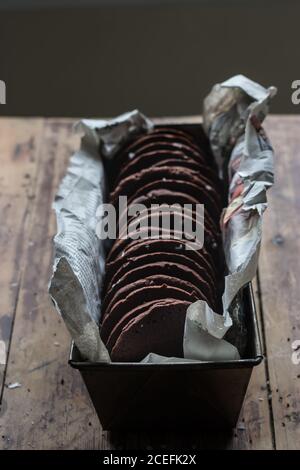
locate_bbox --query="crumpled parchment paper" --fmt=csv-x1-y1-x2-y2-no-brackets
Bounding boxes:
184,74,276,361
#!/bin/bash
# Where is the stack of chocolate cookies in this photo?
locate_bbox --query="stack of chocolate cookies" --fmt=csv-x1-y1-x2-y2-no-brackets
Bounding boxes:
100,126,224,362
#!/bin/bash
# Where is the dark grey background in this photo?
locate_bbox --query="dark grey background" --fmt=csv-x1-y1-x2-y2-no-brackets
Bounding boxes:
0,0,298,116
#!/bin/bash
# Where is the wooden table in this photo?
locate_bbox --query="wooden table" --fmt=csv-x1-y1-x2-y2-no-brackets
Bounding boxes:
0,116,299,450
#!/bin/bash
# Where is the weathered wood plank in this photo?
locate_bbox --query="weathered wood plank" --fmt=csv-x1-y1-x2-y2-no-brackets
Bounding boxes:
0,117,273,449
258,116,300,449
241,276,275,450
0,118,44,394
0,119,95,450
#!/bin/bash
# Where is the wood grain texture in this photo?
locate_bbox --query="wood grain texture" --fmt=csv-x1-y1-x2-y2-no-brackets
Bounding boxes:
0,119,87,450
259,116,300,449
0,115,285,449
0,118,43,394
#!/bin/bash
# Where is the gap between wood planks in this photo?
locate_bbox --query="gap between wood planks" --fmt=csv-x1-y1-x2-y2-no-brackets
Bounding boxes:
256,269,276,449
0,268,22,404
0,119,46,405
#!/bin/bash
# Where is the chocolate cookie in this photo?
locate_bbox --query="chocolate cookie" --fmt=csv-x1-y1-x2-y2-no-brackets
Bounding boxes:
111,165,222,211
107,224,220,271
115,151,205,184
105,251,217,310
110,299,190,362
104,237,217,288
101,274,206,326
101,284,197,344
122,130,203,157
100,125,224,362
102,260,214,316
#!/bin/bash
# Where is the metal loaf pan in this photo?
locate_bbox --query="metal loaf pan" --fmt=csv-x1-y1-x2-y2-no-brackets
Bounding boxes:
69,122,263,430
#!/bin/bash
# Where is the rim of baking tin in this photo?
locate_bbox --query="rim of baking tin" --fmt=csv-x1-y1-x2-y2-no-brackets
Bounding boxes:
69,283,263,371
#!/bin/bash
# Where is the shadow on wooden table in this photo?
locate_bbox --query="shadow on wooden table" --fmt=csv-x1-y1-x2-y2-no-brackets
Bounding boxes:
107,429,235,450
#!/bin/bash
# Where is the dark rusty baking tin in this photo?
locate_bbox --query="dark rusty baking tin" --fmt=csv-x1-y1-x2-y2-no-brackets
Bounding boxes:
68,122,263,431
70,285,262,430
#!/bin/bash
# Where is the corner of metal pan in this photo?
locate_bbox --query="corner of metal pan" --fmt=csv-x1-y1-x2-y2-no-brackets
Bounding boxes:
247,282,264,365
